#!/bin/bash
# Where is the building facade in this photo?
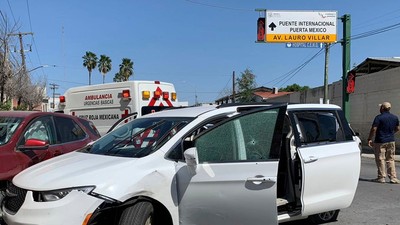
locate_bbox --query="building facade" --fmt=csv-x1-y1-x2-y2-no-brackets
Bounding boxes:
264,57,400,147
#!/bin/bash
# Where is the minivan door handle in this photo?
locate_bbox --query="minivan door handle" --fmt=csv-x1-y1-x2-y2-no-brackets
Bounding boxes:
246,176,276,184
304,156,318,163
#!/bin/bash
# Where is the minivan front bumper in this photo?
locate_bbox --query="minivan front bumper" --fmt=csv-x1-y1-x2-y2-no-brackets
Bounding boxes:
3,189,103,225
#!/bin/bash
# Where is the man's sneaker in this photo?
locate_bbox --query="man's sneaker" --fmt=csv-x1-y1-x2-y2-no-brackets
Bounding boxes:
390,178,400,184
372,178,385,183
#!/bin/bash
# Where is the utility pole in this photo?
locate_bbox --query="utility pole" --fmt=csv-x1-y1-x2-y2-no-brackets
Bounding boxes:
341,14,351,121
49,83,59,109
0,37,10,102
7,32,33,73
232,71,236,103
195,88,198,106
7,32,33,106
323,44,330,104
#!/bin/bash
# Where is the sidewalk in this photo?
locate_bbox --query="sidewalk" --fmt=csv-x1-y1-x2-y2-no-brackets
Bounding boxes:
361,146,400,162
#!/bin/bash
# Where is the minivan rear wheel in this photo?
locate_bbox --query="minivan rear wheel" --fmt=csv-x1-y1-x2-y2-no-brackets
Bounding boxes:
309,210,339,224
0,190,5,217
119,201,154,225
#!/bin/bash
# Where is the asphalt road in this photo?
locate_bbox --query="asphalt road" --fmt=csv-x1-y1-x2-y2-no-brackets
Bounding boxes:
283,157,400,225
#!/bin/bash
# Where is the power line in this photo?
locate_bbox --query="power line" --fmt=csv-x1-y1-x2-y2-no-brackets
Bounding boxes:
6,0,17,25
351,21,400,41
216,74,233,99
262,18,400,89
183,0,252,12
25,0,43,72
274,47,326,88
25,0,33,32
7,32,33,72
352,8,400,31
260,46,328,89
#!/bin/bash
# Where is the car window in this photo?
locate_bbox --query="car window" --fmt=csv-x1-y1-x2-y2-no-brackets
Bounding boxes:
293,111,345,145
83,117,192,158
0,117,23,145
19,116,55,145
194,108,280,163
78,117,100,137
54,116,86,143
167,116,229,161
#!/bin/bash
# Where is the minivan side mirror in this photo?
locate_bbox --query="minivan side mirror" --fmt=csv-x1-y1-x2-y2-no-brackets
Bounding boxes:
18,138,49,151
184,147,198,175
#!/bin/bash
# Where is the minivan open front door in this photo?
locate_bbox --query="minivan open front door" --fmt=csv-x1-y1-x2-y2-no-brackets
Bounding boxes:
291,110,360,216
175,104,287,225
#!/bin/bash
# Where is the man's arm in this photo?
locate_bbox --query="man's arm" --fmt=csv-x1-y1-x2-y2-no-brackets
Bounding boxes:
368,126,377,147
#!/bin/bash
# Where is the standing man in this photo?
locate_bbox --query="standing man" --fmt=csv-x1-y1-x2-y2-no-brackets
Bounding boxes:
368,102,400,184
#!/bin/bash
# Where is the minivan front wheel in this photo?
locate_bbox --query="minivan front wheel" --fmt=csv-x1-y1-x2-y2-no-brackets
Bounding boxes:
309,210,339,224
119,201,154,225
0,190,4,217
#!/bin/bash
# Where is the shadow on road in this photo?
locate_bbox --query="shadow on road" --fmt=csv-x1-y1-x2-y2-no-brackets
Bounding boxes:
281,218,338,225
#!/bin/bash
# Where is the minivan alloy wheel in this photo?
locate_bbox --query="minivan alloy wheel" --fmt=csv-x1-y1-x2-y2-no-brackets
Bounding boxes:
309,210,340,224
119,201,154,225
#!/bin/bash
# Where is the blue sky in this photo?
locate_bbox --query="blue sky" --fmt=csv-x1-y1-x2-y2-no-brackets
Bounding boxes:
2,0,400,105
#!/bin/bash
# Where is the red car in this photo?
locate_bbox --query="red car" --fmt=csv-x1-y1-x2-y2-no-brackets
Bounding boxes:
0,111,100,195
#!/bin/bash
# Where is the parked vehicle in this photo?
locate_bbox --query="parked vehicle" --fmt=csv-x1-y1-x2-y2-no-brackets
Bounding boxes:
58,80,187,135
0,111,100,210
2,103,361,225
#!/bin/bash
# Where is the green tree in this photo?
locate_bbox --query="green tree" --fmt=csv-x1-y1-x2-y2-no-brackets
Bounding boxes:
0,101,11,111
279,83,309,92
98,55,112,84
82,51,98,85
114,58,133,82
236,68,256,103
113,72,123,82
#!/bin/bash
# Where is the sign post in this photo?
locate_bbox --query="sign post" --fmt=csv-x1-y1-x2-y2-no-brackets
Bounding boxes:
265,10,337,43
256,10,341,107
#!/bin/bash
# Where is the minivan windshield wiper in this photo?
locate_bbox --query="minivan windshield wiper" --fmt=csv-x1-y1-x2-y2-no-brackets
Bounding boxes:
102,120,166,156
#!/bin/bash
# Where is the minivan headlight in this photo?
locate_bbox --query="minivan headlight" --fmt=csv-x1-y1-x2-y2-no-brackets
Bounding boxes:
35,186,95,202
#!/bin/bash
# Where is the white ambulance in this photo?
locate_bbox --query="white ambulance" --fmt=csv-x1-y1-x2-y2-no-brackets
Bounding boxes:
58,81,183,135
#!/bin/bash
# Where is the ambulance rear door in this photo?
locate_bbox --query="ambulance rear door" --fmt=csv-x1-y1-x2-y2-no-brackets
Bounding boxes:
137,81,178,116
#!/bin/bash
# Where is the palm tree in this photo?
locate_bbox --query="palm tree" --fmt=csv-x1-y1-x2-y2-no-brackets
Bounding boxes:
98,55,112,84
119,58,134,81
82,51,98,85
113,72,123,82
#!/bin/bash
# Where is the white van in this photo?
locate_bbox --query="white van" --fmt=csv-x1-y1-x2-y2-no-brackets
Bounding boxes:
59,81,184,135
3,103,361,225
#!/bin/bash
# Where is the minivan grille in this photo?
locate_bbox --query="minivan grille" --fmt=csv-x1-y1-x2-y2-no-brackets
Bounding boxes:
4,182,27,214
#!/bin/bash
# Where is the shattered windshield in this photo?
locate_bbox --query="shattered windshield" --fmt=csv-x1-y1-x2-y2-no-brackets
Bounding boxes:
80,117,192,158
0,117,23,146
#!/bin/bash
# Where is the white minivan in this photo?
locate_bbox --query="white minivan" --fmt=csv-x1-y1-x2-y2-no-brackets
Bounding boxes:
2,103,361,225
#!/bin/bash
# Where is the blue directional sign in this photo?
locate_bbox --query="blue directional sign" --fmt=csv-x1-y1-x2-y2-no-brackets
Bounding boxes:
286,43,323,48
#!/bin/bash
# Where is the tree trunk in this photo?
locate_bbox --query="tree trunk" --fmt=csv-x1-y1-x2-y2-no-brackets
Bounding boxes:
89,70,92,85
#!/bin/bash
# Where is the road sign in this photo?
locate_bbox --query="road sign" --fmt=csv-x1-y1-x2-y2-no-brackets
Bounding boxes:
286,43,323,48
265,10,337,43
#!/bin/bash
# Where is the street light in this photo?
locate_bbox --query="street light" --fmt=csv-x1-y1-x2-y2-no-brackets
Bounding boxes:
28,64,56,73
12,64,56,75
11,64,57,108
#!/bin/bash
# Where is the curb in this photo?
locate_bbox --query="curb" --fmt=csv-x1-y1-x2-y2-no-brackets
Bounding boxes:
361,153,400,162
362,145,400,162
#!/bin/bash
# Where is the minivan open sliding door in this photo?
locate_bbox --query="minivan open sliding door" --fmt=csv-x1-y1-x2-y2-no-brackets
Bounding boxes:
175,104,287,225
290,110,360,216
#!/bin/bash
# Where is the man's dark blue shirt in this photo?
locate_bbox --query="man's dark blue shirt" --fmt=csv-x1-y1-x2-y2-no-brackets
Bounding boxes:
372,111,399,143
